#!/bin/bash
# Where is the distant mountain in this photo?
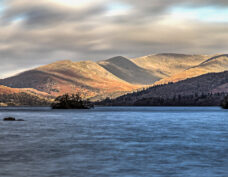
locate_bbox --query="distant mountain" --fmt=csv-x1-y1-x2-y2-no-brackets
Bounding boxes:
98,54,214,85
131,53,211,78
98,56,160,84
98,71,228,106
154,54,228,85
0,60,140,100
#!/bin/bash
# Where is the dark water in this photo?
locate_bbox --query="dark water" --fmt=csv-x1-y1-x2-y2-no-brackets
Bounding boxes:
0,107,227,177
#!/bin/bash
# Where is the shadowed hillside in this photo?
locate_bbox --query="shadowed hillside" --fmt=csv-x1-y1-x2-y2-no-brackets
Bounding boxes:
98,56,160,84
98,71,228,106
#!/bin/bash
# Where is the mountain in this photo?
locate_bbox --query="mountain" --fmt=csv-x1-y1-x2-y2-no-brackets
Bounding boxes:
0,60,141,100
1,53,228,104
154,54,228,85
98,56,160,84
98,71,228,106
98,54,213,85
131,53,212,79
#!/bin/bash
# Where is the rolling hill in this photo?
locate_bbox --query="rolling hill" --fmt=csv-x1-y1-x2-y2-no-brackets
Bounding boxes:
131,53,212,79
154,54,228,85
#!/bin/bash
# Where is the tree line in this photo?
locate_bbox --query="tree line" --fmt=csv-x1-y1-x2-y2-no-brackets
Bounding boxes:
97,92,228,107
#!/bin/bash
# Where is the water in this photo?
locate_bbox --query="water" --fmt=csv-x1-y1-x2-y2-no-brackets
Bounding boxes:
0,107,227,177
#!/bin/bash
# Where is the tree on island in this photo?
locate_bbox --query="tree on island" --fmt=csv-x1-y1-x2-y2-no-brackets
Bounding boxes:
221,95,228,109
51,93,94,109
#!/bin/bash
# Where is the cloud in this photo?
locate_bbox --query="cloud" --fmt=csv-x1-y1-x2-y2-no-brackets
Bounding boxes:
0,0,228,77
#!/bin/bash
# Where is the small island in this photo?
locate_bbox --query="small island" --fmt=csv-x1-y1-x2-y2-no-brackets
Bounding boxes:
51,93,94,109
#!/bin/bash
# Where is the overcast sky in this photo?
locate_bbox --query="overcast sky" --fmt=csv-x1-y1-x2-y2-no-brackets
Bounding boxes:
0,0,228,77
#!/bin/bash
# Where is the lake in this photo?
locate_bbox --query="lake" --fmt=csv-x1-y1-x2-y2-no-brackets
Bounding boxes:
0,107,227,177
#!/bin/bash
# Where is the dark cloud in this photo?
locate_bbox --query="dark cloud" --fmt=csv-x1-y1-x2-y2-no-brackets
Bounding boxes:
2,1,107,27
0,0,228,78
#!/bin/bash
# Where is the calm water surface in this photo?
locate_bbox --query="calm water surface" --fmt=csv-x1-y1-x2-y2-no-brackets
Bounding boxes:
0,107,227,177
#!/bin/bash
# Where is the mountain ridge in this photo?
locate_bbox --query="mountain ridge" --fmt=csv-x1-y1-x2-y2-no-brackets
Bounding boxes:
0,53,228,104
0,59,141,101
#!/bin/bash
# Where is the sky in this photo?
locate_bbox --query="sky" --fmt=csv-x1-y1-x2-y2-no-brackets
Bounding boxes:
0,0,228,77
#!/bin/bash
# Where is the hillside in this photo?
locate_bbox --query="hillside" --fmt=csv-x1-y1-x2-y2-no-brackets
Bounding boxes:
154,54,228,85
98,56,160,84
0,60,141,100
131,53,212,79
98,71,228,106
0,85,51,106
0,85,20,94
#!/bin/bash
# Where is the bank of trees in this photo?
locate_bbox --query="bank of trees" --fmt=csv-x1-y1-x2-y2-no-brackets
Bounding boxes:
221,95,228,109
98,92,227,107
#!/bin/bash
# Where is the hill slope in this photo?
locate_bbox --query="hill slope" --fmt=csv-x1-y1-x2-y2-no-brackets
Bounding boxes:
154,54,228,85
131,53,212,79
0,85,51,106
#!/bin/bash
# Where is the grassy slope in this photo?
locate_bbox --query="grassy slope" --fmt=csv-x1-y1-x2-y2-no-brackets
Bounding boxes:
131,53,211,79
154,54,228,85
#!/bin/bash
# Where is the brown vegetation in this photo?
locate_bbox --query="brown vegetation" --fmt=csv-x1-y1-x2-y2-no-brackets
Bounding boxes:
154,54,228,85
